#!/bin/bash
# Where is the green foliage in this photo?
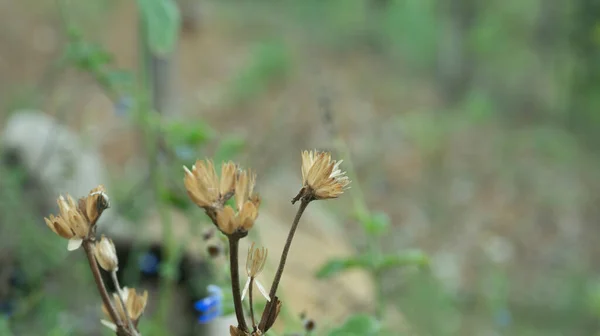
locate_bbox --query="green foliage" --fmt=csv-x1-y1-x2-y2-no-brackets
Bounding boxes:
0,318,12,336
63,27,134,94
328,314,381,336
359,211,391,237
214,136,246,165
138,0,181,55
163,119,215,149
379,0,439,69
316,250,429,279
229,40,292,103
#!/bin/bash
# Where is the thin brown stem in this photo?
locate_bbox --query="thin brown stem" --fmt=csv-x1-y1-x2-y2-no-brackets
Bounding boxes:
228,237,249,331
82,240,130,336
267,198,310,299
249,277,256,331
111,271,138,335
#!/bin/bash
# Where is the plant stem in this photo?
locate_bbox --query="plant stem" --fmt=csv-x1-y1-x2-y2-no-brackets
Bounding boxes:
249,277,256,331
111,271,138,335
82,240,129,336
267,199,310,300
228,237,249,331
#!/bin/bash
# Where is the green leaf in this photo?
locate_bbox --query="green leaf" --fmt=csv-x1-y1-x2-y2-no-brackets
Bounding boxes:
376,250,430,271
328,314,381,336
316,257,367,279
0,317,12,336
362,211,391,236
138,0,181,55
214,136,246,163
164,120,215,147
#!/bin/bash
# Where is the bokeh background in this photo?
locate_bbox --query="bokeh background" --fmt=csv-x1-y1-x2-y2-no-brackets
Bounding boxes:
1,0,600,335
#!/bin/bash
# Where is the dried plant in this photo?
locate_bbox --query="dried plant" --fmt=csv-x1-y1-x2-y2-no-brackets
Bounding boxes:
43,186,147,336
39,150,348,335
183,150,350,335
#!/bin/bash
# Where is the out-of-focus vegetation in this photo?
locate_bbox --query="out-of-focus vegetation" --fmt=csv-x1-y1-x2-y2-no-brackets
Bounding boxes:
1,0,600,335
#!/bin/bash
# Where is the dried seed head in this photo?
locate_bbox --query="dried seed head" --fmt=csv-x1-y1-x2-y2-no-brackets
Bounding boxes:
101,287,148,332
246,242,267,277
83,185,110,225
235,170,256,211
216,205,237,235
94,235,118,272
183,160,240,211
214,167,260,235
299,150,350,201
220,161,237,198
44,193,92,251
242,243,270,302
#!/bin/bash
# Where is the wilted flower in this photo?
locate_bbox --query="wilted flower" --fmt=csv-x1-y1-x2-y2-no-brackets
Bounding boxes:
83,185,110,225
241,243,269,302
101,287,148,332
44,185,110,251
215,169,260,235
94,235,118,272
299,150,350,201
183,160,237,210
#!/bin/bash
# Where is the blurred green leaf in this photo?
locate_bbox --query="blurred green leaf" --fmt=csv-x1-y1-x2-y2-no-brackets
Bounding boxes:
214,136,246,163
328,314,381,336
362,211,391,236
138,0,181,55
0,318,12,336
164,119,215,147
377,250,430,271
316,257,367,279
229,40,291,103
317,249,428,279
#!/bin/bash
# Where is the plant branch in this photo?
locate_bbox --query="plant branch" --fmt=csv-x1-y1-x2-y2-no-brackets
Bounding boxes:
267,198,310,300
249,277,256,331
228,236,249,331
82,240,130,336
111,271,138,335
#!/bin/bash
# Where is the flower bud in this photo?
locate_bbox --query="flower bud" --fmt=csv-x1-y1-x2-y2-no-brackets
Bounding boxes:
94,235,118,272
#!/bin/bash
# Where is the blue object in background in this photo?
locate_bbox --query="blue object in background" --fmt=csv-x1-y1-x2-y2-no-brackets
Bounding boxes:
494,308,512,328
138,252,160,275
114,96,134,116
194,285,223,324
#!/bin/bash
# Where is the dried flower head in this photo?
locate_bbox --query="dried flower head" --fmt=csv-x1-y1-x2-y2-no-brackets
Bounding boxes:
215,169,260,235
81,185,110,225
44,185,111,251
94,235,118,272
183,160,237,209
101,287,148,332
241,243,270,302
299,150,350,201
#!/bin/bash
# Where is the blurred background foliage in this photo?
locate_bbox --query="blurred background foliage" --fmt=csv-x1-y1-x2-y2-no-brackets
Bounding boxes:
0,0,600,335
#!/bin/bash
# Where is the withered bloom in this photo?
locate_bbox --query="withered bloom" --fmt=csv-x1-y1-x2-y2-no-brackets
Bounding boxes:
300,150,350,200
183,160,237,210
44,185,110,251
101,287,148,332
94,235,119,272
215,169,260,235
241,242,269,302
